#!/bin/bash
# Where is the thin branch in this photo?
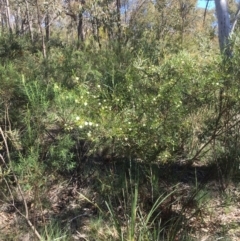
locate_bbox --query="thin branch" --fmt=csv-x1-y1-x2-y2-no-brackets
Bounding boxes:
203,0,210,25
230,5,240,36
186,105,228,164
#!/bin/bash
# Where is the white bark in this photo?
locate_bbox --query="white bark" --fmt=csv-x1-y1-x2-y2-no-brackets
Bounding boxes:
214,0,231,54
230,4,240,36
5,0,12,33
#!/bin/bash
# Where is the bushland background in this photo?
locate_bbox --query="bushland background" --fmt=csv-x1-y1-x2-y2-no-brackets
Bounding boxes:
0,0,240,240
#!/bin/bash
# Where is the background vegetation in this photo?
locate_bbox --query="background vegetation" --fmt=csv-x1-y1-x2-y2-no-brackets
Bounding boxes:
1,0,240,240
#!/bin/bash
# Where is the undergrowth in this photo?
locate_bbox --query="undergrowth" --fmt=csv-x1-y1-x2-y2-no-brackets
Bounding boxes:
1,34,240,240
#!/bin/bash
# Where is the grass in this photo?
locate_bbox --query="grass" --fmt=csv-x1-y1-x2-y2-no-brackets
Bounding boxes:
1,153,239,241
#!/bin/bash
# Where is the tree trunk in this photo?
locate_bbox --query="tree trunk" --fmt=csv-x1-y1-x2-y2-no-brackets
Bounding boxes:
1,7,6,34
24,0,34,44
15,4,21,34
36,0,46,58
214,0,231,55
116,0,121,50
45,12,50,42
5,0,12,34
96,18,101,49
77,11,83,49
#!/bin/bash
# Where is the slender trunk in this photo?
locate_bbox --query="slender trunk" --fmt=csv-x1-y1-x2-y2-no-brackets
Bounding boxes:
96,18,101,48
92,2,101,48
45,12,50,42
1,11,4,34
214,0,231,55
116,0,121,49
36,0,46,58
77,11,83,49
24,0,34,43
5,0,12,34
230,5,240,36
15,5,20,34
179,2,185,46
2,14,7,33
214,1,231,120
0,1,6,33
92,17,101,48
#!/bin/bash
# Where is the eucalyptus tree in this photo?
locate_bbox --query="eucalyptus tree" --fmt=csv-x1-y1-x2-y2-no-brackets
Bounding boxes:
0,0,13,33
63,0,85,48
5,0,12,33
32,0,62,56
20,0,34,42
12,0,21,35
124,0,199,53
213,0,240,55
214,0,231,55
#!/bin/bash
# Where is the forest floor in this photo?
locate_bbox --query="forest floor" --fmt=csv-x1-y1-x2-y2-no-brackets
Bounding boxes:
0,160,240,241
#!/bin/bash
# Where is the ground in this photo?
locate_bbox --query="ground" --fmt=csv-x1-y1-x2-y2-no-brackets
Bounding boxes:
0,161,240,241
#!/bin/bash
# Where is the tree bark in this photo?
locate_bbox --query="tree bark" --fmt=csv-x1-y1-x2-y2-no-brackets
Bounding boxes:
116,0,121,50
230,4,240,36
36,0,46,58
77,11,83,49
5,0,12,34
24,0,34,43
214,0,231,55
45,12,50,42
15,4,21,34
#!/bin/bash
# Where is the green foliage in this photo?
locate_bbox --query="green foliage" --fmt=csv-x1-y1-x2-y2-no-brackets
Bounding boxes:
0,35,24,61
105,176,181,241
40,221,70,241
48,134,75,171
3,35,240,169
1,18,240,240
0,29,238,173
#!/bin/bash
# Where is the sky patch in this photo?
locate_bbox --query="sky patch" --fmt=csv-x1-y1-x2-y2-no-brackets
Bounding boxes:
197,0,215,9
